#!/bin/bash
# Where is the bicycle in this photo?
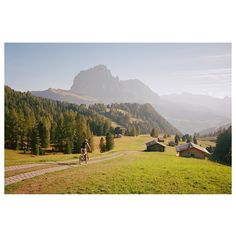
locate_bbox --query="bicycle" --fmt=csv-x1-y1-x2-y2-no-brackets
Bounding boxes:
79,152,89,165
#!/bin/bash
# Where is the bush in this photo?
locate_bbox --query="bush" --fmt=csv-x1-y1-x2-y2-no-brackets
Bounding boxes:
99,137,106,153
88,136,95,152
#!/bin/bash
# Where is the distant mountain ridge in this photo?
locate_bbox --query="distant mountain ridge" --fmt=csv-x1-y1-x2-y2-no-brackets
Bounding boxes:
197,123,231,137
31,64,231,134
32,65,160,105
157,93,231,134
161,93,231,118
70,64,160,104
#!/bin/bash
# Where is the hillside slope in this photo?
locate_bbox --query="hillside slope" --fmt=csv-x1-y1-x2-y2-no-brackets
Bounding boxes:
5,86,181,138
30,65,231,133
32,88,99,104
89,103,181,135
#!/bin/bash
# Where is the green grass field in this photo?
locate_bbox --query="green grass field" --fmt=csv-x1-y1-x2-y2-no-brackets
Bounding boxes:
5,135,231,194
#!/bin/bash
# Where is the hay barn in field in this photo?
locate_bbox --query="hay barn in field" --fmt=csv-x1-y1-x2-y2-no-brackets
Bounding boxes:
176,142,210,159
168,141,176,146
146,140,166,152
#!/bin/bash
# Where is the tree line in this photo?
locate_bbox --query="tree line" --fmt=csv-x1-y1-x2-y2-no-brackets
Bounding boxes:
5,86,183,155
5,86,112,154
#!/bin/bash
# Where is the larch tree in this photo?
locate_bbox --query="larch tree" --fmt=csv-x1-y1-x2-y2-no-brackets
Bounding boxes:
105,133,114,151
99,137,106,153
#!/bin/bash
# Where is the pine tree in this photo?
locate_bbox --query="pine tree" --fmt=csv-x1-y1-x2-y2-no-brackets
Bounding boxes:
74,115,87,153
63,112,76,153
25,109,36,151
65,140,73,154
31,127,41,155
136,126,140,136
105,133,114,151
188,135,193,143
38,117,51,148
99,137,106,153
193,136,198,144
131,126,137,136
150,128,158,137
55,114,65,152
175,134,180,145
5,108,18,149
18,110,27,150
50,122,56,145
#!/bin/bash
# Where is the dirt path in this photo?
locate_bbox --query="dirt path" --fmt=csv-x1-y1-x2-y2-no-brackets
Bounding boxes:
5,151,123,172
5,163,49,172
5,152,125,186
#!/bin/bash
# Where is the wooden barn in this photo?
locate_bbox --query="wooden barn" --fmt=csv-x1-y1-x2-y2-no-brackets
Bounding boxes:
168,140,176,147
146,140,166,152
176,142,210,159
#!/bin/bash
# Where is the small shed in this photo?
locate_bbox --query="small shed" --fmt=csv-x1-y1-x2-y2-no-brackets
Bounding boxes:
176,142,210,159
146,140,166,152
168,141,176,147
157,136,164,142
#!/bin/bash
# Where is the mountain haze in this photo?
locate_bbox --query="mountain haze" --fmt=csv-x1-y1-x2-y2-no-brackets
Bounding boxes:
161,93,231,118
197,123,231,137
70,64,160,104
158,93,231,133
32,88,99,104
31,65,231,134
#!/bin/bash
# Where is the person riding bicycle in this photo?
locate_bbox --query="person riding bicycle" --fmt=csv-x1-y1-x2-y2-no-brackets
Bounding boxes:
80,139,91,161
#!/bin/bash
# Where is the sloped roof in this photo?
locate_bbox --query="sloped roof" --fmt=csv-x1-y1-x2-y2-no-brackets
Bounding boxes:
176,143,189,152
168,141,176,145
176,142,210,155
146,140,166,147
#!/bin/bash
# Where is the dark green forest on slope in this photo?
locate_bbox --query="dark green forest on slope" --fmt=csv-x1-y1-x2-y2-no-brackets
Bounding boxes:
88,103,181,136
5,86,181,154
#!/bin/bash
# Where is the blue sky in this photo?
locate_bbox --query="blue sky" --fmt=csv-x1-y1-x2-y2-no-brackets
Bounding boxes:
5,43,231,98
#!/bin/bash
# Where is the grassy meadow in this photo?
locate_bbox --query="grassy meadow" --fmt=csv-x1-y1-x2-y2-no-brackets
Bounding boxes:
5,135,231,194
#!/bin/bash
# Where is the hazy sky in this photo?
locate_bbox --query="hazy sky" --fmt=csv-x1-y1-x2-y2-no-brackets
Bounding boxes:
5,43,231,98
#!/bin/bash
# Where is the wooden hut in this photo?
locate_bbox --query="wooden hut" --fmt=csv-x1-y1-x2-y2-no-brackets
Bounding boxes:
146,140,166,152
176,142,210,159
168,140,176,146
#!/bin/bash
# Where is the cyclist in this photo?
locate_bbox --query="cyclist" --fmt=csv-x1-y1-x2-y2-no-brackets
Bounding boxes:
80,139,91,161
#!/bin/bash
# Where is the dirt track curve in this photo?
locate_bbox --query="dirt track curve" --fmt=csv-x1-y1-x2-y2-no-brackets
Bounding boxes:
5,152,126,186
